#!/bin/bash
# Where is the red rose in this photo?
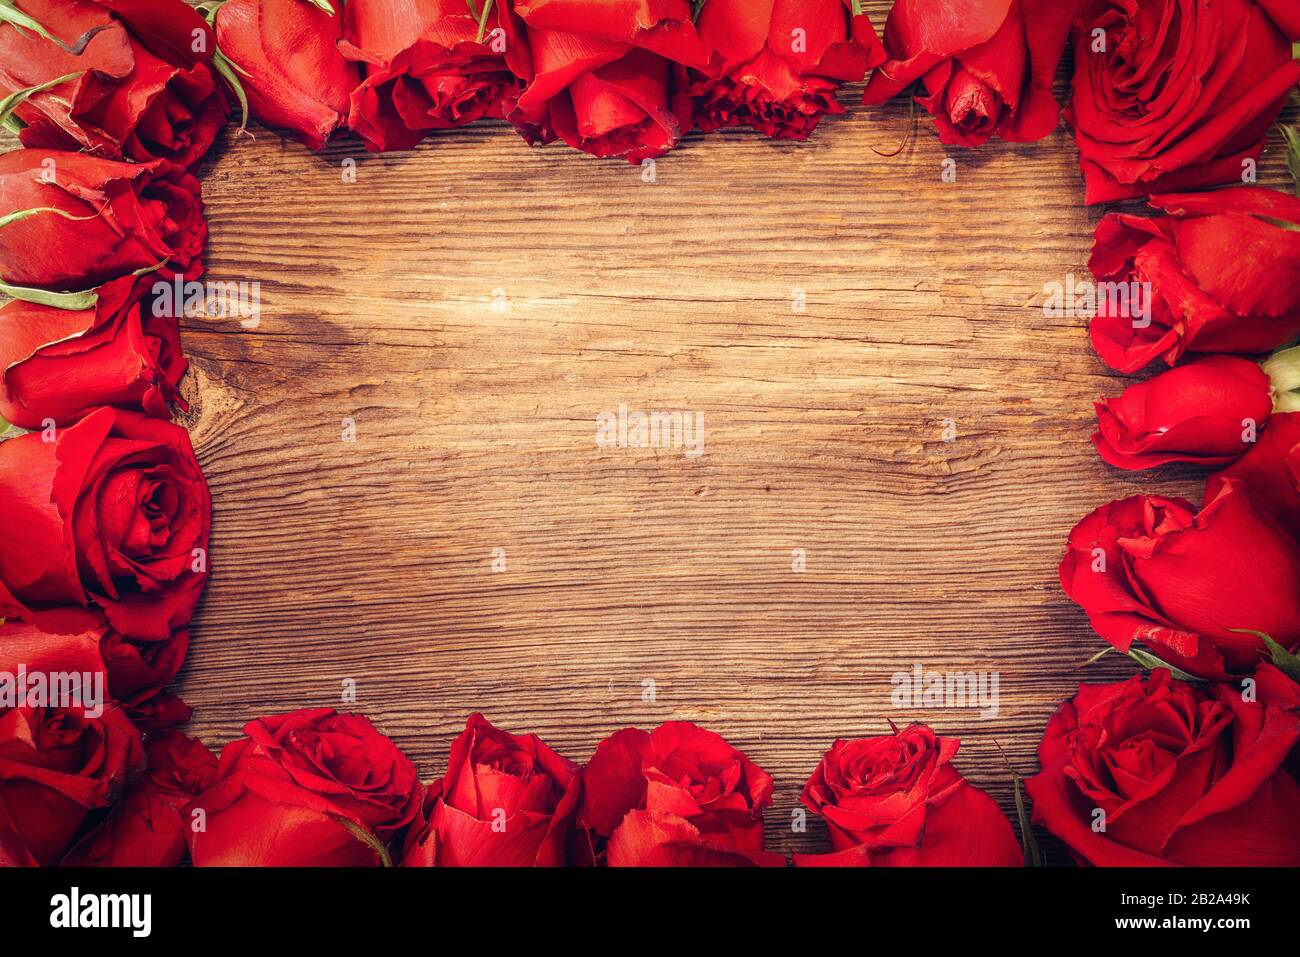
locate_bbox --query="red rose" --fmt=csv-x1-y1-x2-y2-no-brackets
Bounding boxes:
1069,0,1300,203
214,0,359,152
1027,671,1300,865
511,0,711,163
1089,189,1300,375
0,149,206,303
0,276,186,430
1206,411,1300,534
62,730,217,866
795,725,1021,866
576,722,785,866
1092,355,1274,470
862,0,1074,147
100,627,188,712
122,690,191,733
339,0,529,152
688,0,883,141
402,713,579,866
187,708,421,866
0,406,212,642
0,0,228,168
1059,485,1300,680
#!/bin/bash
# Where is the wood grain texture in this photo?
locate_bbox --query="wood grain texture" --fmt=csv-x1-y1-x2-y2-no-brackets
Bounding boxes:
162,5,1300,858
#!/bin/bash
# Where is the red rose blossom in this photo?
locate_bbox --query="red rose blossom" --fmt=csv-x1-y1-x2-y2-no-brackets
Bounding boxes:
1205,411,1300,536
1027,670,1300,865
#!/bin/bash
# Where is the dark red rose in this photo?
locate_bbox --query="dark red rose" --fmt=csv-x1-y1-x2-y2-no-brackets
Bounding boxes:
1059,483,1300,680
1027,670,1300,865
215,0,359,152
862,0,1074,147
0,276,186,430
511,0,711,163
795,725,1021,866
340,0,529,152
187,708,421,866
122,689,191,733
100,627,188,711
688,0,883,141
402,713,579,866
62,730,217,866
0,0,228,167
1069,0,1300,203
576,722,785,866
1089,189,1300,375
0,406,212,642
0,149,206,303
1092,355,1274,470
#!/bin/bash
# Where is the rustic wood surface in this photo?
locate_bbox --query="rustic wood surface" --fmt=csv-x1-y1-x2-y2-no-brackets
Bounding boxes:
158,7,1299,859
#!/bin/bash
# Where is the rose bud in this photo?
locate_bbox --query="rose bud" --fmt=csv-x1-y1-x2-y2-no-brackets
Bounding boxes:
576,722,786,866
1069,0,1300,204
401,713,580,866
687,0,884,141
0,406,212,642
1027,671,1300,865
1092,356,1274,471
794,725,1021,866
339,0,530,153
124,690,193,733
0,276,186,429
1089,189,1300,375
862,0,1075,147
510,0,711,163
62,731,217,867
1059,484,1300,680
214,0,359,152
100,627,189,714
187,708,421,866
0,0,228,168
0,150,206,307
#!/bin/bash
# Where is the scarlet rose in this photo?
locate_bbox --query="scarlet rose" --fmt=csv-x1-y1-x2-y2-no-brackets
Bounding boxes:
795,725,1021,866
0,277,186,429
688,0,884,141
401,713,579,866
214,0,359,152
511,0,711,163
187,708,422,866
0,149,206,303
1092,355,1274,470
62,730,216,867
1027,670,1300,865
340,0,529,152
1089,189,1300,374
576,721,785,866
862,0,1074,147
1069,0,1300,203
0,406,212,642
0,0,228,167
1059,484,1300,680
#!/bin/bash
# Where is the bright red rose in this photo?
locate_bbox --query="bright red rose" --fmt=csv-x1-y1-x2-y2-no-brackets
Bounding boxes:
0,149,206,302
1059,484,1300,680
0,276,186,429
214,0,359,152
1089,189,1300,375
511,0,711,163
0,406,212,642
1206,411,1300,534
340,0,530,152
187,708,422,866
1092,355,1274,470
1027,670,1300,865
688,0,883,141
402,713,579,866
0,0,228,167
1069,0,1300,203
576,721,785,866
862,0,1074,147
795,725,1021,866
62,730,217,866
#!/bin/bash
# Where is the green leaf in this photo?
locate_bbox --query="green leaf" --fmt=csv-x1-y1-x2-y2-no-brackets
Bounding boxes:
212,49,249,131
1125,646,1204,683
301,0,335,12
0,279,97,310
0,72,81,131
1230,628,1300,683
334,817,392,867
1014,775,1043,867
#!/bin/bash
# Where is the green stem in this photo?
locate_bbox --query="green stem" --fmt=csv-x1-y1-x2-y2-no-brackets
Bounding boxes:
475,0,495,44
0,72,81,131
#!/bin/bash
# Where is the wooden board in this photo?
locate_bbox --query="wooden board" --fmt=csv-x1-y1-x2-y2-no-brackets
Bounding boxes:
163,11,1299,858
